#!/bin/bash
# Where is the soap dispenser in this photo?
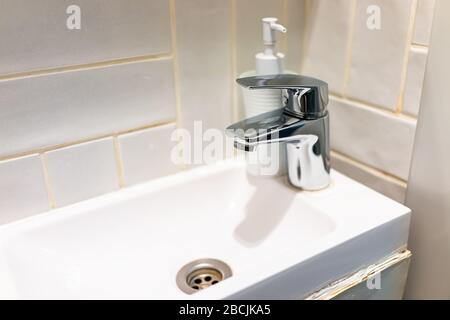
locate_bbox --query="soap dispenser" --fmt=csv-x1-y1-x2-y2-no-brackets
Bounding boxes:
255,17,286,75
240,17,293,118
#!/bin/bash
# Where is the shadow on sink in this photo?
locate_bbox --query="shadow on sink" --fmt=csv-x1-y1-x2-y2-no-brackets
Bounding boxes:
233,172,297,247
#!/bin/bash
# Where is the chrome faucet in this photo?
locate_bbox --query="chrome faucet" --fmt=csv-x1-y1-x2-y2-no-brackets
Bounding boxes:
226,74,331,190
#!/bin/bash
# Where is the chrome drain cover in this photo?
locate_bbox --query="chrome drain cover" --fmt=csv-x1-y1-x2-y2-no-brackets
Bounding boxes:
176,259,232,294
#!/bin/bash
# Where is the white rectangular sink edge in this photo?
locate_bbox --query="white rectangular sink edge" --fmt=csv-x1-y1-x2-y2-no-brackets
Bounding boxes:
0,159,411,299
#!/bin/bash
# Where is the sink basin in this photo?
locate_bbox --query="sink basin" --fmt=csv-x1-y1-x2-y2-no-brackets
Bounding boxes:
0,159,410,299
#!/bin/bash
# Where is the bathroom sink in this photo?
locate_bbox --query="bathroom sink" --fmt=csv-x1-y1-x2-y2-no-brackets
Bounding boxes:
0,159,410,299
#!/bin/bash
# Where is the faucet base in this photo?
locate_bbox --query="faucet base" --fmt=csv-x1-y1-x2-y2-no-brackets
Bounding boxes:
286,136,331,191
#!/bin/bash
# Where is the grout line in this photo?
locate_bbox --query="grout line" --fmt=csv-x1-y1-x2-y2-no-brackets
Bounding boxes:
396,0,419,114
113,136,126,188
168,0,183,130
168,0,189,171
40,154,57,209
342,0,357,97
298,0,308,72
230,0,239,122
0,119,176,163
330,93,418,122
0,53,173,82
300,0,312,74
410,44,429,53
329,90,345,98
411,43,429,50
331,150,408,187
281,0,289,55
229,0,239,159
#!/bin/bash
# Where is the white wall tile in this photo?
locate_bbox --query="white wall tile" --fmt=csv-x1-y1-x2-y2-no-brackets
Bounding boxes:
346,0,414,111
0,155,49,224
403,47,429,117
332,152,406,203
45,138,119,207
329,97,416,180
0,60,176,158
302,0,354,93
0,0,171,75
175,0,232,133
285,0,306,73
118,123,179,186
413,0,436,45
0,0,431,211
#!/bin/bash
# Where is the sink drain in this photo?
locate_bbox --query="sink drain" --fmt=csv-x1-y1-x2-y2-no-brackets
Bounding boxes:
176,259,232,294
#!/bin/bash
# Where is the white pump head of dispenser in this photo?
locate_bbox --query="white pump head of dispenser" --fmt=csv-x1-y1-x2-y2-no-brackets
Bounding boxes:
255,17,287,75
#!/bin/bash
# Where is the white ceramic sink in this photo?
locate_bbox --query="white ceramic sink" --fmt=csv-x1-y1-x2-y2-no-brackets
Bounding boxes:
0,159,410,299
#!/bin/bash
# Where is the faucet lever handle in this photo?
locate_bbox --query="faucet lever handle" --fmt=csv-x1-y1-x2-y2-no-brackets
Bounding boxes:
236,74,329,120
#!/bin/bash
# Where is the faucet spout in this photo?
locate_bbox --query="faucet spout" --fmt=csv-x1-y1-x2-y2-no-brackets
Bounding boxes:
226,108,330,190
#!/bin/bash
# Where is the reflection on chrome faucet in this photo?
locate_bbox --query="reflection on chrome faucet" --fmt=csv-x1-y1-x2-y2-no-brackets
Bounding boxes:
226,74,331,191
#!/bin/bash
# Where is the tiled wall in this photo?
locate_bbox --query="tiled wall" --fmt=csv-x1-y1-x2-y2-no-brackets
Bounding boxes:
0,0,435,225
0,0,303,224
302,0,435,202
